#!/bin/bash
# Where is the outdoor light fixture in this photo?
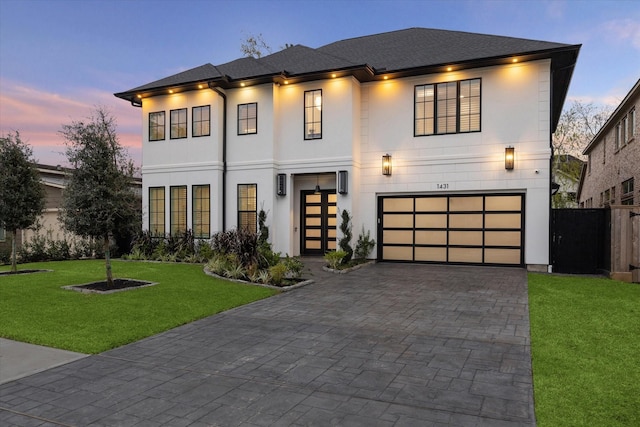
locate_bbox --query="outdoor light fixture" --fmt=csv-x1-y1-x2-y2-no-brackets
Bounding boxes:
314,175,321,194
382,154,392,176
505,147,515,170
338,170,348,194
276,174,286,196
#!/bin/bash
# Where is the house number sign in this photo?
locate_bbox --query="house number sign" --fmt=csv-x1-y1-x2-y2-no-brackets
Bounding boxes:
436,183,449,190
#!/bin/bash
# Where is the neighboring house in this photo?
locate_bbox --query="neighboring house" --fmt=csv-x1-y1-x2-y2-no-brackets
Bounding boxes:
552,154,584,208
115,28,580,270
0,164,142,254
578,79,639,208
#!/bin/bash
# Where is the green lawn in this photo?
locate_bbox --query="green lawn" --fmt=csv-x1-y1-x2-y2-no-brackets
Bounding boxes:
0,260,277,354
529,273,640,426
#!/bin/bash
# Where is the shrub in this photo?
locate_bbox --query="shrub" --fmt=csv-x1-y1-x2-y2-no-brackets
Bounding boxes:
282,255,304,278
269,263,287,286
211,228,260,267
338,210,353,263
354,226,376,260
324,250,347,269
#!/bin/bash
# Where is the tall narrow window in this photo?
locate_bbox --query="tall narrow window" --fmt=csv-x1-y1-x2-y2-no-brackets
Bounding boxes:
170,186,187,235
238,184,257,232
615,123,621,150
304,89,322,140
622,178,634,205
629,108,636,140
192,185,210,239
149,111,165,141
192,105,210,137
238,103,257,135
149,187,165,236
621,116,628,146
170,108,187,139
415,78,481,136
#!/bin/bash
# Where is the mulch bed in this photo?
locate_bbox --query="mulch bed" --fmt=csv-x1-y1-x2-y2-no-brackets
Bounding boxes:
0,269,51,276
64,278,157,294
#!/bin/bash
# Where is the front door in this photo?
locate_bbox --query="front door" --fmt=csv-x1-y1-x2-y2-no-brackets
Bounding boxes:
301,190,337,255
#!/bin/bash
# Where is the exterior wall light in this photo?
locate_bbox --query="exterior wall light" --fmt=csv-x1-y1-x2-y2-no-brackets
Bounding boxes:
338,170,348,194
382,154,392,176
505,146,515,170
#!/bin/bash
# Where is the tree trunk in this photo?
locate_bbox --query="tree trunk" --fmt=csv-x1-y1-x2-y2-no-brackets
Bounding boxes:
104,235,113,287
10,230,17,273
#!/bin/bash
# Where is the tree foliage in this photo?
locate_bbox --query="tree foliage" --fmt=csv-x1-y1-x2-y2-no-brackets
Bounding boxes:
338,209,353,263
553,101,612,159
59,107,138,286
240,33,272,58
0,132,45,271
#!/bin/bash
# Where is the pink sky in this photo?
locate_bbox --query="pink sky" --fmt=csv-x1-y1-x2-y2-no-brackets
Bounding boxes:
0,77,142,168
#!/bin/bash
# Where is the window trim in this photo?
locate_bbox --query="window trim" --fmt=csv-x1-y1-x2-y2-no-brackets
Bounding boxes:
149,187,166,237
170,185,187,236
237,184,257,233
621,177,635,205
192,184,211,239
414,78,481,137
149,111,165,141
170,108,188,140
304,89,322,140
192,105,211,137
237,102,258,135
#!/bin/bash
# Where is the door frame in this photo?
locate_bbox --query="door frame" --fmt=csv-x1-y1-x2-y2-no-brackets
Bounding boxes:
300,189,336,255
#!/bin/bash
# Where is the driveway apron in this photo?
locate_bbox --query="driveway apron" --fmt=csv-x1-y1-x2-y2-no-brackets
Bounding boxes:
0,261,534,426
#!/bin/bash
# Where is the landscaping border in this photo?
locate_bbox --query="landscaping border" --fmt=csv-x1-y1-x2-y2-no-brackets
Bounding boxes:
322,260,376,274
203,267,313,292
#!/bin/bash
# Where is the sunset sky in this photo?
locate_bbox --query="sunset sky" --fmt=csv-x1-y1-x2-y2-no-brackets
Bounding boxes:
1,0,639,168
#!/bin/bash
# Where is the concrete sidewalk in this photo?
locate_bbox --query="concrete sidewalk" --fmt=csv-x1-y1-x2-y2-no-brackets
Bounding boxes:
0,338,87,385
0,261,534,426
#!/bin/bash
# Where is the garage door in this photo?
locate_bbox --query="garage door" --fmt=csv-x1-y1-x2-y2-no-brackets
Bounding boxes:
378,194,524,266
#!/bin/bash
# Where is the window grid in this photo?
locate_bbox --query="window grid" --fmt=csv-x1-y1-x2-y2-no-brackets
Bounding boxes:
192,106,210,137
415,78,481,136
170,186,187,235
149,187,165,236
238,103,258,135
149,111,165,141
621,178,634,205
238,184,257,232
192,185,211,239
170,108,187,139
304,89,322,140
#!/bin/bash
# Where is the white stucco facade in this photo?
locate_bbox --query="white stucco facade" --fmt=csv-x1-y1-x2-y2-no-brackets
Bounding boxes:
137,58,554,268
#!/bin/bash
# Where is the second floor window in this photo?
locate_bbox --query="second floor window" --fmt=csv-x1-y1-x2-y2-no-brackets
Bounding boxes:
415,78,481,136
304,89,322,140
149,111,165,141
171,108,187,139
622,178,634,205
193,106,210,137
238,103,257,135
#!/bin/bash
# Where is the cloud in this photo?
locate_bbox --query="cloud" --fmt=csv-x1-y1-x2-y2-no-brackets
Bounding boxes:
601,18,640,50
0,77,141,166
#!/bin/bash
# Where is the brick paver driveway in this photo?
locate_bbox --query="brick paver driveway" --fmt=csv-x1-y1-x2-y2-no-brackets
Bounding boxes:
0,261,534,426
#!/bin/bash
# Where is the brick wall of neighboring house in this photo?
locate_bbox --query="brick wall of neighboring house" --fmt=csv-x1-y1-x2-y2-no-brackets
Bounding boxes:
579,80,639,208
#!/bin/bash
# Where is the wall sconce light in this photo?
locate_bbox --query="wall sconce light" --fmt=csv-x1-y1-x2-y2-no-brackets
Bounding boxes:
505,147,515,170
338,170,348,194
276,174,286,196
382,154,392,176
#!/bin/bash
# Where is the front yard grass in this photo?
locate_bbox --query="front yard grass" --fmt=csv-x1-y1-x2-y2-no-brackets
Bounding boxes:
528,273,640,426
0,260,277,354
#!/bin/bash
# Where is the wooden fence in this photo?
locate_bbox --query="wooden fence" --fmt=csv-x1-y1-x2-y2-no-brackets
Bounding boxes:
610,206,640,283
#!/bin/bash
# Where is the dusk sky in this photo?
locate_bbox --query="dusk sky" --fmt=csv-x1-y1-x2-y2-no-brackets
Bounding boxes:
1,0,639,168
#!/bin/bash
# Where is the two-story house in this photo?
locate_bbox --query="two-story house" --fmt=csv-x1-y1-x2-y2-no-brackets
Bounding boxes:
115,28,580,271
578,79,639,208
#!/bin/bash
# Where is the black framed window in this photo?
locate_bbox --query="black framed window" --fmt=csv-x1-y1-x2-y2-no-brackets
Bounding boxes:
238,103,257,135
622,178,634,205
237,184,257,232
192,185,210,239
304,89,322,140
415,78,481,136
192,105,210,137
149,187,165,236
170,108,187,139
170,186,187,235
149,111,165,141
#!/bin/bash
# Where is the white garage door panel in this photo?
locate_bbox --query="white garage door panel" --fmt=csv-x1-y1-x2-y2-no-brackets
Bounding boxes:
379,194,524,266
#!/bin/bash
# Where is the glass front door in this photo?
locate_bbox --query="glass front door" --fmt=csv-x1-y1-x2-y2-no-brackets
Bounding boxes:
302,190,337,255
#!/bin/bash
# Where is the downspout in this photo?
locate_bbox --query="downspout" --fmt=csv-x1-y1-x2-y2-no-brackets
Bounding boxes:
208,84,227,231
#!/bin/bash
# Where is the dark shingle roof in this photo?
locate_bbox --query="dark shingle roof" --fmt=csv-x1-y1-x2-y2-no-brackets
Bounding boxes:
115,27,580,130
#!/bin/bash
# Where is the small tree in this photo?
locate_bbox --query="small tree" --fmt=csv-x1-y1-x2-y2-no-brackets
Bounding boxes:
240,33,272,58
59,107,138,286
338,209,353,263
0,132,45,272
